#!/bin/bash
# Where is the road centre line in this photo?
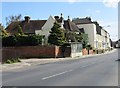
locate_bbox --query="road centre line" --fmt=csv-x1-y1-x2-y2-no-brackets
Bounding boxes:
42,56,109,80
41,69,73,80
41,61,102,80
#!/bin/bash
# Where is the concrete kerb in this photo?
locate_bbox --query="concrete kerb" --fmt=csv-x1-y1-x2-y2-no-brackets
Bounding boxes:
0,49,117,72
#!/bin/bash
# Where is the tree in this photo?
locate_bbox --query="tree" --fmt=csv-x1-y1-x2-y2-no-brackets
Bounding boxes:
72,32,89,48
0,24,8,36
16,25,24,36
48,22,65,46
65,32,77,42
81,33,88,48
5,14,22,26
75,33,83,42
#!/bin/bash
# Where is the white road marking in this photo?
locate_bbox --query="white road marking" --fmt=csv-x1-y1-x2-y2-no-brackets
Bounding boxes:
42,69,73,80
80,62,96,68
41,62,101,80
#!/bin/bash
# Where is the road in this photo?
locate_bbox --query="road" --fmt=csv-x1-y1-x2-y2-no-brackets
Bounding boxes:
2,49,119,86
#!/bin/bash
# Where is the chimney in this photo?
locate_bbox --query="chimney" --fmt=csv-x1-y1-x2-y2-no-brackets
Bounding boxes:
68,16,70,21
60,13,63,23
54,16,59,20
24,16,30,23
86,17,91,21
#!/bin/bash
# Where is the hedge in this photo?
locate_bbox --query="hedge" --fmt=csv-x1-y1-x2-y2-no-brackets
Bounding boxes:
2,35,43,47
2,36,17,46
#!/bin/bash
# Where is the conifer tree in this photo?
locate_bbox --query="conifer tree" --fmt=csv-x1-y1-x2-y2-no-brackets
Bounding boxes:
17,25,24,36
48,22,65,46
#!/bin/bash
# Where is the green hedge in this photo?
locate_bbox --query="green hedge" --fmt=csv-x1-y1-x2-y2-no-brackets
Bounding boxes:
2,36,17,46
2,35,43,47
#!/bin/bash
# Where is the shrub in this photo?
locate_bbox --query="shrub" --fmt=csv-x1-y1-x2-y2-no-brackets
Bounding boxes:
2,36,17,47
5,58,21,64
5,59,13,64
2,35,43,47
86,44,93,50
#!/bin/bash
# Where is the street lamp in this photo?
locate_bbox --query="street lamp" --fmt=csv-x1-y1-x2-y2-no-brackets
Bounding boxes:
102,25,111,34
102,25,111,28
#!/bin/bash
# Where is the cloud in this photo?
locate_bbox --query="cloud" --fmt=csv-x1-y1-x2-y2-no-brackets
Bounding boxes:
68,0,79,4
95,10,101,13
103,0,119,8
68,0,76,3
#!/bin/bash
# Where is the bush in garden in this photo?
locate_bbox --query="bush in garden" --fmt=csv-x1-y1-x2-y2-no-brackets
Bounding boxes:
23,35,42,46
5,58,21,64
2,35,43,47
86,44,93,50
2,36,17,47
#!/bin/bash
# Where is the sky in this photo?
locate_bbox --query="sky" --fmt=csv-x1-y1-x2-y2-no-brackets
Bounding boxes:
0,0,119,41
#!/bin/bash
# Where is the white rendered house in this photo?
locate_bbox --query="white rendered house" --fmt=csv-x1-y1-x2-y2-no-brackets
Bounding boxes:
72,17,111,49
35,16,56,39
77,23,98,49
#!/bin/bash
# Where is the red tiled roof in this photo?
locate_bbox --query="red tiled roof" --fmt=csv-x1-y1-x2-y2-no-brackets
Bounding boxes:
64,20,80,32
6,20,47,35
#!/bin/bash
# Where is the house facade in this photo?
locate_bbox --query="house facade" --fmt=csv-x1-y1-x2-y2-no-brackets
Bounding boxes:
35,14,81,42
76,23,97,48
5,15,111,50
35,16,56,39
6,14,81,43
72,17,111,49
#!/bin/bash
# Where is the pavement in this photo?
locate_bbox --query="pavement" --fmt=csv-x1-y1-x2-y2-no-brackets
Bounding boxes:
0,49,117,72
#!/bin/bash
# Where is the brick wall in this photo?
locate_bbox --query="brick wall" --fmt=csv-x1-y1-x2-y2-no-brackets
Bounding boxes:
2,45,71,62
89,50,94,55
55,46,71,57
82,48,93,55
82,48,88,55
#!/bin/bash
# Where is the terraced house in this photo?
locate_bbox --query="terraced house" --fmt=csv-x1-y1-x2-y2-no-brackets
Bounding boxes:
72,17,111,50
5,14,111,50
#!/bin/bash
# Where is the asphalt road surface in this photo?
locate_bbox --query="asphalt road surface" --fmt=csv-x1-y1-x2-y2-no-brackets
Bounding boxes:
2,49,119,86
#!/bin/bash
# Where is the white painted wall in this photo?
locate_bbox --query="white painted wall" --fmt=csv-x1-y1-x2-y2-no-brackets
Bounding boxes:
101,29,111,48
35,16,56,38
96,34,102,49
77,23,111,49
77,23,97,48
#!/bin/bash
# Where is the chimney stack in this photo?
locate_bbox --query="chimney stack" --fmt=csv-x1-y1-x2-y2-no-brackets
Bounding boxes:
24,16,30,23
68,16,70,21
54,16,59,21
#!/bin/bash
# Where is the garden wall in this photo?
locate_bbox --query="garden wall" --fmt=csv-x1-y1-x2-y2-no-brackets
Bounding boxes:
82,48,108,55
2,45,71,62
82,48,94,55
